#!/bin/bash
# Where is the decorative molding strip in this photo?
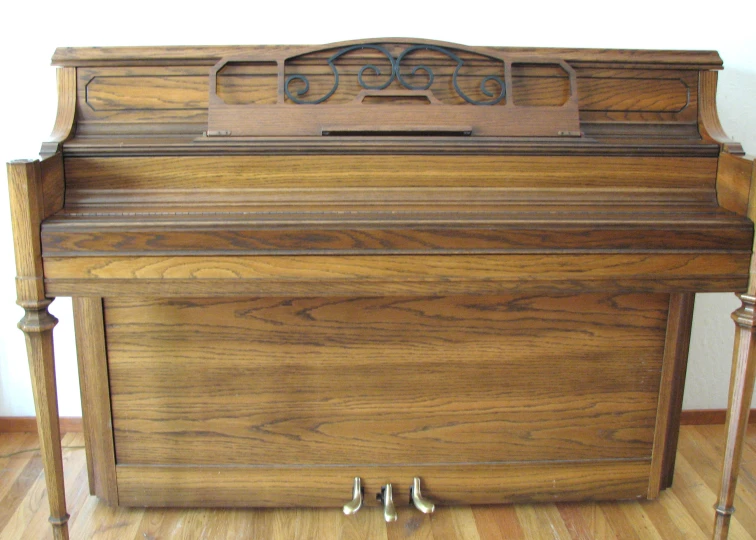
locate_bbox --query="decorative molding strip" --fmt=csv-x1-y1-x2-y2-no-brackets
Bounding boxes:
0,416,83,433
680,409,756,425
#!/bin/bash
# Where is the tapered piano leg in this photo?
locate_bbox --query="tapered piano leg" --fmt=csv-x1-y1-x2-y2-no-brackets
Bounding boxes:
18,300,69,540
712,294,756,540
7,159,69,539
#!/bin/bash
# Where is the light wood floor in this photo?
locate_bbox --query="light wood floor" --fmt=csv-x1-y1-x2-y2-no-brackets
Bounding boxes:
0,425,754,539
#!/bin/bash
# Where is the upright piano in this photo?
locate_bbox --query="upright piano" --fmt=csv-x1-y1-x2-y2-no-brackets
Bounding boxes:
7,39,756,539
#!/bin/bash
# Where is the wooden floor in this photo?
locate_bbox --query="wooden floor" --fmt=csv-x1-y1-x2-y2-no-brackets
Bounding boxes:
0,425,754,539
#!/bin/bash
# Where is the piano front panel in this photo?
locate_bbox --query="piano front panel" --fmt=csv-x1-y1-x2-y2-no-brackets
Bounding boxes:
102,293,668,505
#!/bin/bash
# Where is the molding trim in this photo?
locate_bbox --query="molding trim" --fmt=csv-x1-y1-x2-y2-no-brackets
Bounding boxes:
0,416,82,433
681,409,756,425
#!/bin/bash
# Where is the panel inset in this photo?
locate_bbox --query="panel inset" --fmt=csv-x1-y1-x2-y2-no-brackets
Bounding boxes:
107,294,667,467
216,61,278,105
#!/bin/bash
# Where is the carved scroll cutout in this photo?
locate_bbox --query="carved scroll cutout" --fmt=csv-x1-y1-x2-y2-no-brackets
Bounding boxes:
207,39,580,137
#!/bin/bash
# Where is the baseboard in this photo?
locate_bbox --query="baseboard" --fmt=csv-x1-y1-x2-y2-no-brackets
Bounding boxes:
0,416,83,433
0,410,752,433
680,409,756,425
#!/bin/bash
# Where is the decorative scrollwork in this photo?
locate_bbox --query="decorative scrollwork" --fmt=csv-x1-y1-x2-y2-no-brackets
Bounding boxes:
285,44,396,104
284,43,506,105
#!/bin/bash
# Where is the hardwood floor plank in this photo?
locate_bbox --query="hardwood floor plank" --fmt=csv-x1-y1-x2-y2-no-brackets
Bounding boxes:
473,505,526,540
385,507,432,540
516,504,572,540
430,507,480,540
639,491,707,540
21,436,88,540
0,434,40,514
598,503,643,540
674,453,754,540
617,500,664,539
679,426,756,535
340,508,390,540
556,502,595,540
577,503,620,540
132,508,185,540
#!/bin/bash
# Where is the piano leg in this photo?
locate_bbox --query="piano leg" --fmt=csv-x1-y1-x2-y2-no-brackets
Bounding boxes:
18,300,69,540
713,293,756,540
8,159,69,539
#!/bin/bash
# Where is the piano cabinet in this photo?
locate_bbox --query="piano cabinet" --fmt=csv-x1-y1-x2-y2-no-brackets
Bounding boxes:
7,40,756,539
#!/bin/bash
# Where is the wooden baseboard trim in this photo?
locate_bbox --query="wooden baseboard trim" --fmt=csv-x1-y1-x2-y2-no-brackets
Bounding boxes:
0,416,83,433
1,411,751,433
681,409,756,425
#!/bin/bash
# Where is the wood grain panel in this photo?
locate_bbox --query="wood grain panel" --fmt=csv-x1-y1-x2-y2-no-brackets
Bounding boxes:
115,460,652,507
42,253,750,286
85,75,208,110
649,293,695,496
71,63,700,133
39,154,64,220
64,156,718,190
717,153,756,217
579,77,690,112
106,294,667,466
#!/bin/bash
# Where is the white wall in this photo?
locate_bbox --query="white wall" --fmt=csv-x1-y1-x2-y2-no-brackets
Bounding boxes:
0,0,754,416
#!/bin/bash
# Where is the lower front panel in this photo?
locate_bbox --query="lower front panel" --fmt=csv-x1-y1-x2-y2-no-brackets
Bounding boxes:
116,461,653,507
98,293,670,506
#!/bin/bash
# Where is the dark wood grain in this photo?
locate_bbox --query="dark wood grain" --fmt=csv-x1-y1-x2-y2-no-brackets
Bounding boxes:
106,294,667,467
40,221,754,256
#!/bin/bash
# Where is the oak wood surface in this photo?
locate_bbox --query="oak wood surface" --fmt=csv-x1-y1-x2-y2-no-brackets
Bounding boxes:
115,461,654,508
714,295,756,539
62,155,719,190
41,253,751,297
59,42,708,147
7,159,69,539
658,293,696,489
40,68,77,158
1,427,755,539
699,71,744,155
0,418,82,433
105,294,667,468
11,41,755,540
71,298,117,506
51,44,724,69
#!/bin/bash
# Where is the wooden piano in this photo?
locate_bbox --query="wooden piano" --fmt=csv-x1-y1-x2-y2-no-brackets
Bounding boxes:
7,39,756,539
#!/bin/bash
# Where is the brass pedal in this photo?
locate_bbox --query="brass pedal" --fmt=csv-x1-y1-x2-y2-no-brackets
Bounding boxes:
342,477,363,515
